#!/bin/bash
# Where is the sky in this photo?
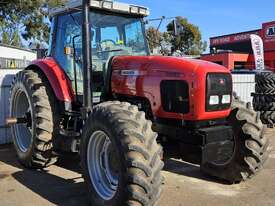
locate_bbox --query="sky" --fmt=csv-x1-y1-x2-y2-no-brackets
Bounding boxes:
126,0,275,49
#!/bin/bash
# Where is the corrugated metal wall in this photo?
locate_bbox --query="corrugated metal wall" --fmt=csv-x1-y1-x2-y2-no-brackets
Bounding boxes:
0,70,21,144
232,72,256,104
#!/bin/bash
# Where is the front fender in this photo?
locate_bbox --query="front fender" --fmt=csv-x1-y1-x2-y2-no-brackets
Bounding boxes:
27,57,74,102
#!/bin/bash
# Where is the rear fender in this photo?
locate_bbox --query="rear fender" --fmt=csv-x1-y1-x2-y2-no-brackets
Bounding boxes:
26,57,74,102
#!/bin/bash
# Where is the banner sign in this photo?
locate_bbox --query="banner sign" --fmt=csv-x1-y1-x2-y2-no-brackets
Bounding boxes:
250,34,265,70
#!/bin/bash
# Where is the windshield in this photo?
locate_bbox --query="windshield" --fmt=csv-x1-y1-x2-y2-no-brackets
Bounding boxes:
69,11,148,72
90,11,148,71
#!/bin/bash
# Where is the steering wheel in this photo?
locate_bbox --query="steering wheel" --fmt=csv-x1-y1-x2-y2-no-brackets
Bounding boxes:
100,39,117,51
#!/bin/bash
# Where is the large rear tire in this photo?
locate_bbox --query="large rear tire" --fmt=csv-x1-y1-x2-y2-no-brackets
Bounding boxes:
81,101,163,206
201,100,269,183
10,70,58,168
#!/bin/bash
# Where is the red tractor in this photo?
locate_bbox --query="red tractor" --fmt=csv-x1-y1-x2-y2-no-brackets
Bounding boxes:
7,1,269,206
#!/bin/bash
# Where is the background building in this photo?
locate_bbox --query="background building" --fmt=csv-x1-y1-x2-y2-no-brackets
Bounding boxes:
0,44,37,69
0,44,37,144
201,21,275,71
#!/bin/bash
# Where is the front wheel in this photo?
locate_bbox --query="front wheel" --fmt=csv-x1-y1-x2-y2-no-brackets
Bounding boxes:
201,100,269,183
81,101,164,206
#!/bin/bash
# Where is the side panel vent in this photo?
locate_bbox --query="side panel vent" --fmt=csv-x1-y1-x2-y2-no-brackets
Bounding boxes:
160,80,189,114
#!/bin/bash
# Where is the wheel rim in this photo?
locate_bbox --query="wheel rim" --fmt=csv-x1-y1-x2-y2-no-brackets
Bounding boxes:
12,88,32,153
87,130,119,200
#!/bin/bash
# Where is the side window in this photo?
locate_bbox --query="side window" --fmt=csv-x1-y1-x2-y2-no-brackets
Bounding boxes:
54,12,83,94
48,17,57,56
125,21,145,53
55,12,82,80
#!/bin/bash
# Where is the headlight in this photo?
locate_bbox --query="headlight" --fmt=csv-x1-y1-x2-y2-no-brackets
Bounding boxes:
206,73,232,112
209,95,219,105
222,95,231,104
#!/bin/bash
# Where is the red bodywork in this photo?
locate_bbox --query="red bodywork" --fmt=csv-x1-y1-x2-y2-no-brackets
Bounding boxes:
111,56,231,121
28,57,74,102
30,56,231,121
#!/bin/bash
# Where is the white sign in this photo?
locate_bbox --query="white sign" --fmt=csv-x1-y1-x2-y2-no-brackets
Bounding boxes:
250,34,265,70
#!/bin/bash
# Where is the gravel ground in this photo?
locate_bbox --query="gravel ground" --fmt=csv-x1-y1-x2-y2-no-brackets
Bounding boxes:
0,129,275,206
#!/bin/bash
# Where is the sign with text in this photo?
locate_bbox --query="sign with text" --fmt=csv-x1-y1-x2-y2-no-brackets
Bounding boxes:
250,34,265,70
210,30,260,46
262,21,275,51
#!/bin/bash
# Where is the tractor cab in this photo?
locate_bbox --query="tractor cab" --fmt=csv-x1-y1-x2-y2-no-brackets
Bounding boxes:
49,1,150,98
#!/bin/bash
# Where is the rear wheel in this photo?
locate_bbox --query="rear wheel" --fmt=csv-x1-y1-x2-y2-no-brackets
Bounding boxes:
81,101,163,206
10,70,58,168
201,100,269,183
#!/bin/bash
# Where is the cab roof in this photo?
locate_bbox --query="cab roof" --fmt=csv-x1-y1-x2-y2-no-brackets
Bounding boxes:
50,0,149,17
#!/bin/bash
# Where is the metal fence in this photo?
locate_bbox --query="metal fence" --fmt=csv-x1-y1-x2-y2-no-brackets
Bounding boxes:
232,71,256,104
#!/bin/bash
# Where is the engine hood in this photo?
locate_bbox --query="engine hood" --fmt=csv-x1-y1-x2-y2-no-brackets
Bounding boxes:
112,55,230,75
111,55,232,121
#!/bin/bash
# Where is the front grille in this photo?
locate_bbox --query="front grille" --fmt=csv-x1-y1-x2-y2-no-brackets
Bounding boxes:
206,73,232,111
161,80,189,114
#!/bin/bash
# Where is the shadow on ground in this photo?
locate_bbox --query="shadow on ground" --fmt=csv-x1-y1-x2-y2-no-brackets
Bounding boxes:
0,144,88,206
163,158,230,185
11,170,88,206
0,144,229,206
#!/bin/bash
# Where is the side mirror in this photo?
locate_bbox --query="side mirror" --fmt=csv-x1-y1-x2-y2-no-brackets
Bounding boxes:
173,19,182,36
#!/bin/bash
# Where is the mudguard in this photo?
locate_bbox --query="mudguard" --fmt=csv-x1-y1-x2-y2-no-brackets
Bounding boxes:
27,57,74,102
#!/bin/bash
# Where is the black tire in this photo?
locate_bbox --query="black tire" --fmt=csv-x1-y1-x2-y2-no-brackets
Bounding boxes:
252,93,275,126
10,70,58,168
255,72,275,85
252,93,275,106
253,94,275,111
255,72,275,94
259,111,275,125
201,100,269,183
255,82,275,94
81,101,164,206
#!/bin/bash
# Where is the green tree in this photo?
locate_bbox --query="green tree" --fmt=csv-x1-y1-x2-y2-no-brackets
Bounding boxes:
146,26,162,53
1,32,10,45
167,16,207,55
1,30,21,47
160,32,173,55
0,0,68,47
11,31,21,47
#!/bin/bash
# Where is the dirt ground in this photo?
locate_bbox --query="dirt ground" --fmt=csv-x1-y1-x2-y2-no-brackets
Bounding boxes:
0,129,275,206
